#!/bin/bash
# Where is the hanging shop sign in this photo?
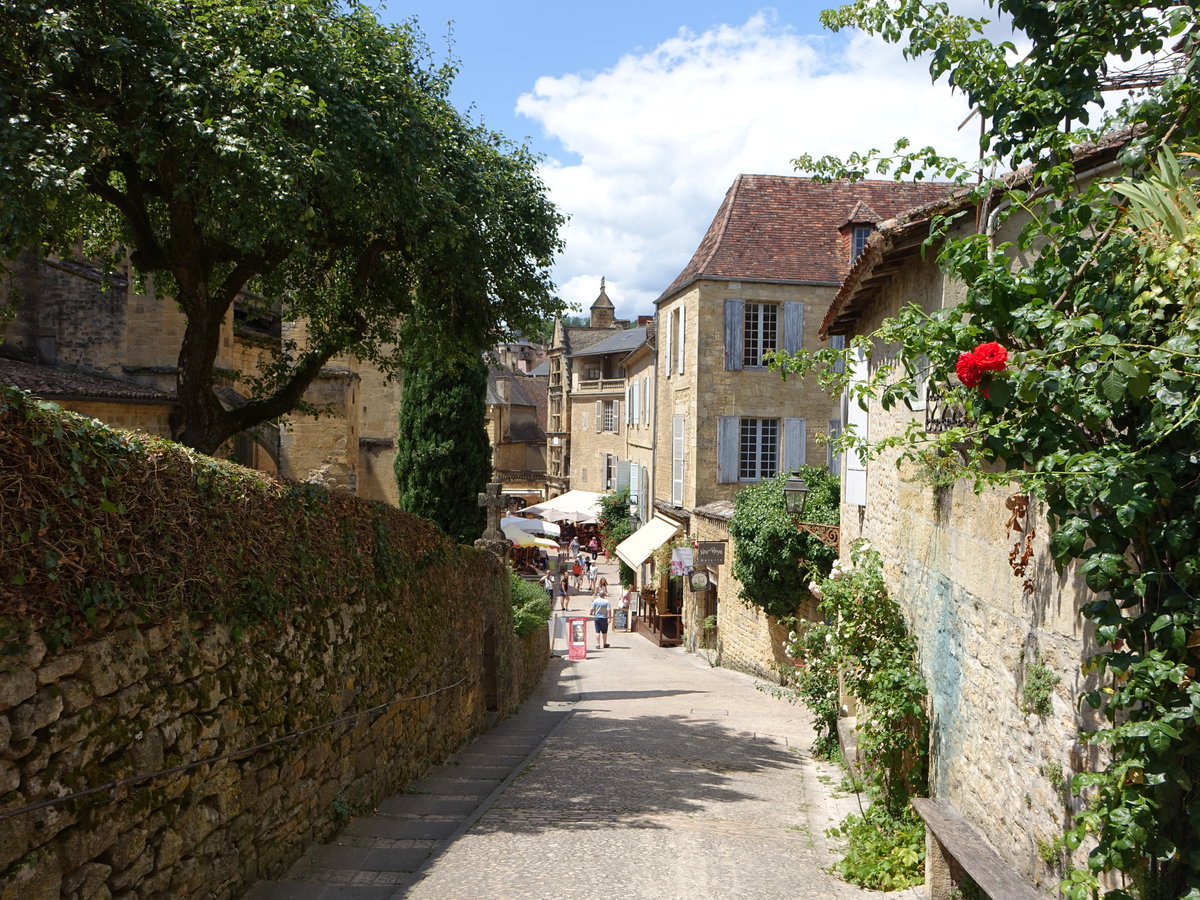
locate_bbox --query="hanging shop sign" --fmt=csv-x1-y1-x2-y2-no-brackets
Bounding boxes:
697,541,726,566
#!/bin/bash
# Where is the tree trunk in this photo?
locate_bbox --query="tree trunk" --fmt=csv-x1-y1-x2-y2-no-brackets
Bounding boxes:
170,280,231,455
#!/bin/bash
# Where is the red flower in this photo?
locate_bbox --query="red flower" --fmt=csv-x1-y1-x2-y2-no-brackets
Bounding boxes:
955,341,1008,390
955,351,983,388
973,341,1008,372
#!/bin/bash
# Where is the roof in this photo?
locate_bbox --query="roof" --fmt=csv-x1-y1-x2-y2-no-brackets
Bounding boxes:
821,133,1132,339
657,175,954,302
526,360,550,377
0,357,175,403
520,374,548,435
821,195,973,339
486,369,537,407
568,326,646,359
559,325,619,355
591,278,614,309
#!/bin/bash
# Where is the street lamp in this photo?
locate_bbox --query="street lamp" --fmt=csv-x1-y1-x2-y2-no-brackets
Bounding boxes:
783,472,840,548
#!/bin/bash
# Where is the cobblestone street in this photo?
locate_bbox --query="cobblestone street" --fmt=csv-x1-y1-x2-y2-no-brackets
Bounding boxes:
247,557,916,899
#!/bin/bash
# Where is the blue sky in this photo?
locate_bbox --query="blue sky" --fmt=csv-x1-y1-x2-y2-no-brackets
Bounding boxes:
378,3,987,317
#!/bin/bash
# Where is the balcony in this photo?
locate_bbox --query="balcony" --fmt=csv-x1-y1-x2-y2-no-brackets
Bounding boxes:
576,378,625,394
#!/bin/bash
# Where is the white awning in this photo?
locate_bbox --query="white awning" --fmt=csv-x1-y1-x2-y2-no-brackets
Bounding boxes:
517,490,604,523
614,516,680,570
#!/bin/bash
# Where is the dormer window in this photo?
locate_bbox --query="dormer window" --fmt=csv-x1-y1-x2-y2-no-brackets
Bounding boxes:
851,225,873,262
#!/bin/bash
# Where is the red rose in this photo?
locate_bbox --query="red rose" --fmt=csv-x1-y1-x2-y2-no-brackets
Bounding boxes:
956,351,983,388
973,342,1008,372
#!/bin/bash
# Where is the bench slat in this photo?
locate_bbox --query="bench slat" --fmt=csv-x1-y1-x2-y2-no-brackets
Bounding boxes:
912,798,1047,900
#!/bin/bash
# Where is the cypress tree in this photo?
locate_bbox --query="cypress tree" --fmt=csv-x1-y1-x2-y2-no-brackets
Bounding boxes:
394,357,491,544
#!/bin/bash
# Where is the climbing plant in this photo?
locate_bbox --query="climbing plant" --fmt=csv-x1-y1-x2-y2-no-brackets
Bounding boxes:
768,3,1200,896
727,468,839,619
781,542,928,890
597,488,636,586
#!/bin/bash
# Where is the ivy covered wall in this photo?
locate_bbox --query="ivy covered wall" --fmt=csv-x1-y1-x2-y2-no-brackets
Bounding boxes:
0,388,548,898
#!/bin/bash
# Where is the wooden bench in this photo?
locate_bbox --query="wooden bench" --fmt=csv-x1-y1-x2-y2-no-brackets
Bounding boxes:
912,798,1047,900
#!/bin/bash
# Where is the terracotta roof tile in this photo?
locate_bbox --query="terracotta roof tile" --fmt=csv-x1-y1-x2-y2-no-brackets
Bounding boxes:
0,358,175,403
657,175,955,302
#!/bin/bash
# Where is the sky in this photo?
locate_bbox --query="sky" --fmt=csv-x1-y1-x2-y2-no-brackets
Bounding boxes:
379,2,997,318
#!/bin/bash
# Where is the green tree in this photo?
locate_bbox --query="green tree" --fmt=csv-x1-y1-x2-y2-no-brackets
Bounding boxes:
0,0,564,454
727,468,839,620
394,358,491,545
779,3,1200,896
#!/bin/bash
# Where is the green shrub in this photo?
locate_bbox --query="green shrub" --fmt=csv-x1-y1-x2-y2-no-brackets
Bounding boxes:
509,568,550,637
828,803,926,891
728,468,838,618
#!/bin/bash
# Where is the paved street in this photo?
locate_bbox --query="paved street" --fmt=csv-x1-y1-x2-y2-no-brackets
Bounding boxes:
247,554,914,900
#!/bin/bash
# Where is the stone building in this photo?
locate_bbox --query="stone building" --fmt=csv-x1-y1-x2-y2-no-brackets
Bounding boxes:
486,366,549,507
820,146,1124,891
544,281,626,498
649,174,953,673
565,325,646,494
0,255,402,501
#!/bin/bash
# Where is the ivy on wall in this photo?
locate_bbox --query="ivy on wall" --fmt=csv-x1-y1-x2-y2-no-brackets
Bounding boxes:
782,542,928,890
727,468,839,619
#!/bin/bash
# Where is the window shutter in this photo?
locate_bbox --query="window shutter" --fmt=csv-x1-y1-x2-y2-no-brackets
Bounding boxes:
631,380,639,425
616,459,630,493
827,418,843,475
600,452,607,489
724,299,744,370
643,376,650,426
671,415,685,506
629,462,639,504
717,417,739,483
783,417,806,473
845,346,868,506
664,308,673,378
613,401,621,434
595,400,603,433
676,309,685,375
783,302,804,353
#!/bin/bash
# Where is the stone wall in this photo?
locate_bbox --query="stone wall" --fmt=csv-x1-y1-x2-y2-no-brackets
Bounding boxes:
688,509,817,680
840,243,1095,890
0,559,548,900
0,395,549,898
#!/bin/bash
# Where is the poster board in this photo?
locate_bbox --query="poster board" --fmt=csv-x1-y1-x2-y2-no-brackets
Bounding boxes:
612,608,630,632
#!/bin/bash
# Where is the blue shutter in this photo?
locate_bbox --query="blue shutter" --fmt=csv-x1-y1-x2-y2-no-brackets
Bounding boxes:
724,299,744,370
783,418,806,473
783,302,804,353
717,417,739,483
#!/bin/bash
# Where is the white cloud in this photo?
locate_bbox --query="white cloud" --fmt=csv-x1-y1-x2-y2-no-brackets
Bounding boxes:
517,12,983,318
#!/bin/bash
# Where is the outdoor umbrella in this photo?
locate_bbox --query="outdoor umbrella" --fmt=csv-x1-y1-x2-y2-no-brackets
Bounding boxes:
500,515,562,538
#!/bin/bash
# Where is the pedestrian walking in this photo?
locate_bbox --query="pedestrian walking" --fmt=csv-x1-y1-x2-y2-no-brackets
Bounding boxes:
593,576,608,600
571,558,584,593
587,536,600,561
586,559,597,591
590,589,611,649
559,571,570,610
570,536,580,559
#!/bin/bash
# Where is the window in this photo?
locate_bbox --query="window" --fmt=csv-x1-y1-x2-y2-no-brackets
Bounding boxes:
725,299,802,370
585,365,602,380
671,415,685,506
739,418,779,481
670,307,684,376
603,400,616,431
631,379,639,425
605,454,615,490
851,225,873,262
743,303,778,368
